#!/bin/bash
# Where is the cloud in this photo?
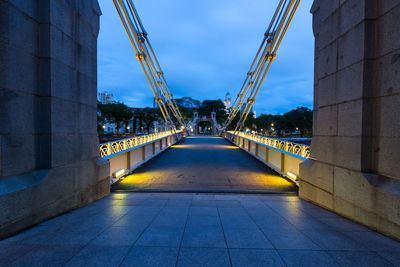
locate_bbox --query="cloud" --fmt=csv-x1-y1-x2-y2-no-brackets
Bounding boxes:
98,0,314,115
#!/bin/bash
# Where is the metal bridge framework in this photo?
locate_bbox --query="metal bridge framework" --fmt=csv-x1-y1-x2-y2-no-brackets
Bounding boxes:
114,0,300,134
113,0,186,131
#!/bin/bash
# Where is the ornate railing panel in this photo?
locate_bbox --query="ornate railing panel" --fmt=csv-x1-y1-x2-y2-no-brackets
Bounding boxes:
99,130,181,158
228,131,310,159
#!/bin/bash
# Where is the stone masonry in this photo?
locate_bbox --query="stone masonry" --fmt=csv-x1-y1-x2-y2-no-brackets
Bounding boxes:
0,0,110,239
300,0,400,240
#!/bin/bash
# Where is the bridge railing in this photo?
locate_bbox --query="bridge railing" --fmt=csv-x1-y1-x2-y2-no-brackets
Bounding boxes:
231,131,310,159
225,131,310,184
100,130,181,158
99,130,183,183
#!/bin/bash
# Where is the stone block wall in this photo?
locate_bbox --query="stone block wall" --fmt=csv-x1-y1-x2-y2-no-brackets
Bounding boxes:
300,0,400,240
0,0,109,239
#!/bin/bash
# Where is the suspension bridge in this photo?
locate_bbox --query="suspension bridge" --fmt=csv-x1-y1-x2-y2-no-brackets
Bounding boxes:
1,0,400,265
106,0,303,192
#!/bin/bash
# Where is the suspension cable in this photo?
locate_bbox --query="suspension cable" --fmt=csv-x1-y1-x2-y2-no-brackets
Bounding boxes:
221,0,300,134
113,0,186,130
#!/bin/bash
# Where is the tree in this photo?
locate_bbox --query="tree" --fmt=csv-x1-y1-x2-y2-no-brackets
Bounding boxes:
142,107,161,133
274,115,291,137
97,101,106,134
133,108,145,133
284,107,313,136
254,114,274,133
99,102,133,135
175,97,200,123
199,100,227,124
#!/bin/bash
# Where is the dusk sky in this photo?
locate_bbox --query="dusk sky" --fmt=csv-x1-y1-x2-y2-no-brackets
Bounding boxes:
98,0,314,115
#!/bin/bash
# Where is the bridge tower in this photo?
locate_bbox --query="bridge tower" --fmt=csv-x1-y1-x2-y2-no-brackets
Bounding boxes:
211,112,217,135
0,0,109,238
193,111,199,134
300,0,400,240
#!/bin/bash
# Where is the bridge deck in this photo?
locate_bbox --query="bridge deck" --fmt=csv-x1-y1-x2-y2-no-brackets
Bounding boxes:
112,136,296,193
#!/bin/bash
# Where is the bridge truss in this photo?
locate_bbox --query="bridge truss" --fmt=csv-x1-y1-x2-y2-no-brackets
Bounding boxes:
113,0,186,130
221,0,300,134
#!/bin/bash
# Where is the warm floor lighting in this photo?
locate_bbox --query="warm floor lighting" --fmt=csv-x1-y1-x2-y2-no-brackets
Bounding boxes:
286,172,298,181
113,169,126,179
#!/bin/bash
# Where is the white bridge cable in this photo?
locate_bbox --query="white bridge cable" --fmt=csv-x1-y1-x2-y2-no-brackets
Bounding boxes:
221,0,300,134
113,0,186,130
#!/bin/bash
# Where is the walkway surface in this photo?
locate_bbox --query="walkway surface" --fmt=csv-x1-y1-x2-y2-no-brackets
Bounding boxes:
1,193,400,266
112,136,296,193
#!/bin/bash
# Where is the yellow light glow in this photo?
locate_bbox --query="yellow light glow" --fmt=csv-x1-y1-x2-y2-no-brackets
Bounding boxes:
287,172,297,181
113,169,126,178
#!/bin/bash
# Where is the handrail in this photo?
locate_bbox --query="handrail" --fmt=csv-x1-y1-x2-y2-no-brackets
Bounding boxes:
227,131,310,159
99,130,181,158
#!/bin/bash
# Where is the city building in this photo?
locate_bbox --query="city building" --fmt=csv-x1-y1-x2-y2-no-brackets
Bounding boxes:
98,91,114,104
224,92,232,111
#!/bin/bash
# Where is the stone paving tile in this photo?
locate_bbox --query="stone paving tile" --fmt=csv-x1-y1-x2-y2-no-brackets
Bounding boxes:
301,206,343,218
136,199,168,207
165,199,192,207
107,199,145,206
177,247,231,267
218,207,249,217
318,217,372,232
219,214,259,230
109,192,152,199
223,227,274,249
191,200,241,208
7,244,82,267
186,215,220,227
1,225,60,245
2,193,400,266
150,214,187,228
327,251,394,266
189,206,219,217
344,231,400,251
89,226,142,246
378,251,400,266
121,246,179,267
278,249,340,267
285,217,336,231
64,245,130,267
264,229,321,250
181,225,226,248
136,225,184,247
112,211,157,228
229,248,285,267
158,207,190,218
0,244,40,266
251,215,296,232
302,230,369,251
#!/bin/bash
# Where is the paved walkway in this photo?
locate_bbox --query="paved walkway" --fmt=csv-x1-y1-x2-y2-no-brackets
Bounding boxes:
112,136,296,193
1,193,399,266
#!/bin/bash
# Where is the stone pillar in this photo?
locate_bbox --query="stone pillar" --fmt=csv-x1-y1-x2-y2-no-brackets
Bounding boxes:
300,0,400,240
0,0,110,239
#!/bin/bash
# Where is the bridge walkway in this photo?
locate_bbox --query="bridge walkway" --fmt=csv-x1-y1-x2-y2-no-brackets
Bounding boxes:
112,135,296,193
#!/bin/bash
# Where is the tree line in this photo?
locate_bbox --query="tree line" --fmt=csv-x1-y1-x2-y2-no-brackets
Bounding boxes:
97,98,313,137
98,102,162,135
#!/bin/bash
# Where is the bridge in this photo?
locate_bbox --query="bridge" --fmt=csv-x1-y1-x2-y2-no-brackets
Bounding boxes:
1,0,400,265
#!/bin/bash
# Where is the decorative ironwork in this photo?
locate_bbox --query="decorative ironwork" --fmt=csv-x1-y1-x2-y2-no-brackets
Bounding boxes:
228,131,310,159
99,130,181,158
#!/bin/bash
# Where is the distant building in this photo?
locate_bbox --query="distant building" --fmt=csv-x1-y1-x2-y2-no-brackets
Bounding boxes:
98,92,114,104
224,92,232,110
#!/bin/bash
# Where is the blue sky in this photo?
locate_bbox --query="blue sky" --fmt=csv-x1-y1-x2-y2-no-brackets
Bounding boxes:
98,0,314,115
